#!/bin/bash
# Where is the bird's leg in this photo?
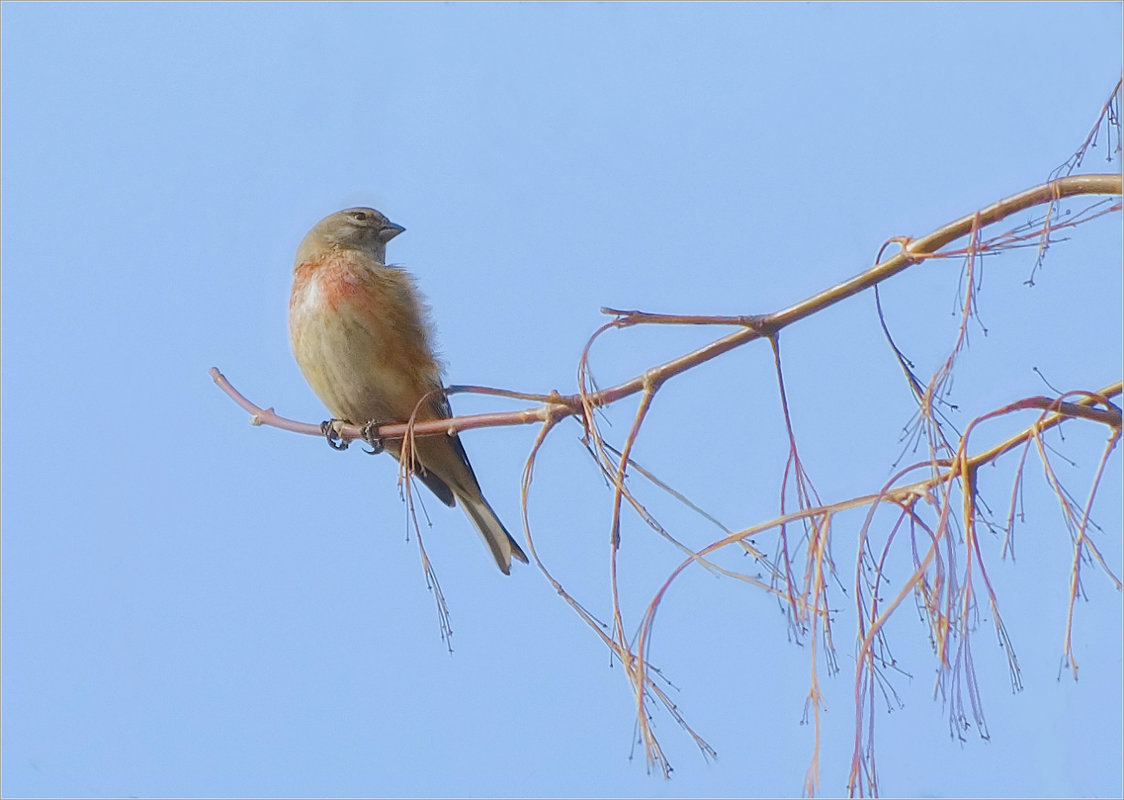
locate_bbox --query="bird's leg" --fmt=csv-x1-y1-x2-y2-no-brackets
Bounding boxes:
320,419,350,451
360,420,386,455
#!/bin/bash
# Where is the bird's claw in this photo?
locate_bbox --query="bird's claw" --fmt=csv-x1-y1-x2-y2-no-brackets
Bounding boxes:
321,420,350,451
361,421,385,455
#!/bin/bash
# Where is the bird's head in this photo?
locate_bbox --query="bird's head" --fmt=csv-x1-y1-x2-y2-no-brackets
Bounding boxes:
296,207,405,265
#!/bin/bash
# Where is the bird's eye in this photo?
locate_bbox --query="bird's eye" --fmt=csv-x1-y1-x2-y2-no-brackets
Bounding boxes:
352,211,368,222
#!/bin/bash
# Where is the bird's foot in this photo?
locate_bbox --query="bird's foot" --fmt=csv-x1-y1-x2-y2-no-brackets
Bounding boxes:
360,420,386,455
320,419,350,451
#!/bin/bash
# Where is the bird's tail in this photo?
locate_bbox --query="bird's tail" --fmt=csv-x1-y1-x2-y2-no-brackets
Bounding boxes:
457,492,529,575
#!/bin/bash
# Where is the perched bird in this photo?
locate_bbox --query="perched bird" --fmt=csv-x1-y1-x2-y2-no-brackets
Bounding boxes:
289,207,528,574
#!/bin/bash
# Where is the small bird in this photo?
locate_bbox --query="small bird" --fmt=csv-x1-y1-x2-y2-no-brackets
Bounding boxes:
289,207,528,574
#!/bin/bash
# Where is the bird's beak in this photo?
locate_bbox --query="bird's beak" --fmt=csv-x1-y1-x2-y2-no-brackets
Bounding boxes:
380,222,406,242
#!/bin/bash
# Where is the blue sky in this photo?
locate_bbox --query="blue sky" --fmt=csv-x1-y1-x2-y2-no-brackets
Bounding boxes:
2,3,1121,797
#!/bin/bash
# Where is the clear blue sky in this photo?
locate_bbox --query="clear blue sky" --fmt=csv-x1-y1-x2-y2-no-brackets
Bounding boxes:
3,3,1121,797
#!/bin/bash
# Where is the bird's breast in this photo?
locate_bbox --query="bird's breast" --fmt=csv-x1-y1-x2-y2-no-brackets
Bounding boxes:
289,257,441,424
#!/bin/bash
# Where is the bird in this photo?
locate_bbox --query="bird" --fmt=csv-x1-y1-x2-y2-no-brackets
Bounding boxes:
288,207,528,574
